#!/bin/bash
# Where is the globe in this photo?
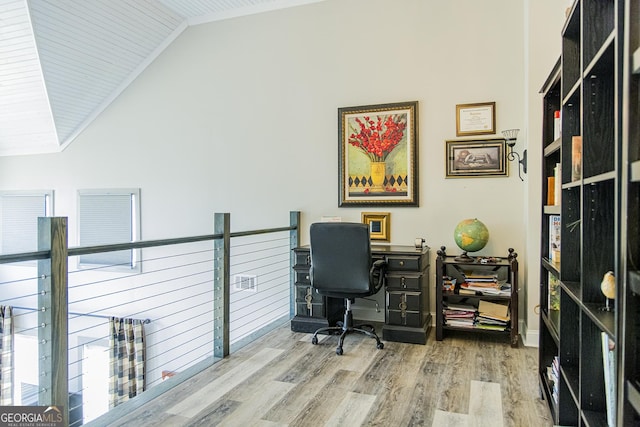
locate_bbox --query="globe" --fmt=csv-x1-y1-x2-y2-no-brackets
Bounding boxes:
454,218,489,254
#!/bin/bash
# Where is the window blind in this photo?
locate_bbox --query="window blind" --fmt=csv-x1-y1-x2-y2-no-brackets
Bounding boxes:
78,191,138,268
1,193,50,254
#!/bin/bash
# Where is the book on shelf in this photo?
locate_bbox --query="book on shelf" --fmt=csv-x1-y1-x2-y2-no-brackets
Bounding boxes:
476,300,509,331
549,215,561,263
462,272,498,281
553,163,561,205
443,302,476,327
548,273,560,311
602,332,616,427
572,135,582,182
446,319,475,328
460,280,511,296
442,276,457,292
478,300,509,321
444,302,476,312
549,356,559,405
547,176,555,205
475,323,506,331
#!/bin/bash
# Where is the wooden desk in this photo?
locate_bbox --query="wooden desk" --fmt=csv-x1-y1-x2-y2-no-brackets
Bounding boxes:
291,244,430,344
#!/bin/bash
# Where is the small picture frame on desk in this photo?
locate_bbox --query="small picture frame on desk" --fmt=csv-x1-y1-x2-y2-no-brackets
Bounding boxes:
361,212,390,241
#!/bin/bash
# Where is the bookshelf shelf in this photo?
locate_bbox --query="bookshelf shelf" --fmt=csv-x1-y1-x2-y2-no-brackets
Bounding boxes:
543,205,561,215
539,1,623,424
631,160,640,182
628,381,640,415
544,138,561,156
544,310,561,341
633,46,640,73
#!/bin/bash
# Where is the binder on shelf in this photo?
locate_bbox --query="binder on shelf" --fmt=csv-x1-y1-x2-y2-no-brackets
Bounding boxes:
601,332,616,427
547,176,555,205
549,215,561,263
553,163,561,205
548,273,560,311
572,136,582,181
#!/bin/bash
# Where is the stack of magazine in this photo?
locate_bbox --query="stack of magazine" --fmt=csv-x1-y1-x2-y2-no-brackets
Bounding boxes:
459,271,511,296
443,302,475,328
476,300,510,331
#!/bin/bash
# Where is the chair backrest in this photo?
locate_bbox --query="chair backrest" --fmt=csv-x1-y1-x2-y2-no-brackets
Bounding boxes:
309,222,373,297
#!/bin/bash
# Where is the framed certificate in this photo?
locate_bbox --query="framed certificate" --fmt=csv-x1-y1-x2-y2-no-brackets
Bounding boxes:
455,102,496,136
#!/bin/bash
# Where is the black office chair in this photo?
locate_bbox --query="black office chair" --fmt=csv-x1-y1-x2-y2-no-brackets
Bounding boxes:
309,222,386,355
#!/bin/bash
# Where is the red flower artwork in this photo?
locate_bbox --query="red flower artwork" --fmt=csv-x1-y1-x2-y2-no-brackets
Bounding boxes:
348,114,407,162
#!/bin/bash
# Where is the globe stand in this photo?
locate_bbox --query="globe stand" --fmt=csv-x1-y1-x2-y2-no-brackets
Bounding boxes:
454,251,474,262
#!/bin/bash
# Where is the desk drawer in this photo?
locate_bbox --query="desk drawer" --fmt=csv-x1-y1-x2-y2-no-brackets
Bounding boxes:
296,302,324,318
386,255,423,271
385,273,422,290
386,291,423,327
295,285,320,303
387,291,422,312
386,310,422,327
295,285,323,318
294,250,311,267
294,269,311,285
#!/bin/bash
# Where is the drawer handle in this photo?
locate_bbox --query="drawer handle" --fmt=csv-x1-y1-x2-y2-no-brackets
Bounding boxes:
399,260,405,266
399,294,407,317
305,288,313,311
401,277,406,288
306,255,311,265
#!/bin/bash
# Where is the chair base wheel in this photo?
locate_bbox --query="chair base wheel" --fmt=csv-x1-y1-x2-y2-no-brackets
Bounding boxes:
377,342,384,350
336,347,343,355
311,336,318,345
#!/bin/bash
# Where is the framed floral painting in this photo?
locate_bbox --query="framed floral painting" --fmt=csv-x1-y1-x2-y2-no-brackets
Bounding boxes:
338,101,419,206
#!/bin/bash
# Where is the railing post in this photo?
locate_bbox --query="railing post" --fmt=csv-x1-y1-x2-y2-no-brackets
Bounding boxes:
213,213,230,358
289,211,300,318
37,217,68,426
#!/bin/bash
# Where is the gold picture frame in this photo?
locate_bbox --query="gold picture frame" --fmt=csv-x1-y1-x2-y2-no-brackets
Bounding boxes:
338,101,419,206
361,212,390,241
456,102,496,136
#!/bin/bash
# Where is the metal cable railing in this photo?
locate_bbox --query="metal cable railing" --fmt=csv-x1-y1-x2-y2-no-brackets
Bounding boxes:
0,211,300,426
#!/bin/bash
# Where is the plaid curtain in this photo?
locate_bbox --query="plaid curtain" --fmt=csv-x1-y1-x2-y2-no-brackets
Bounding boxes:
0,306,14,405
108,317,146,408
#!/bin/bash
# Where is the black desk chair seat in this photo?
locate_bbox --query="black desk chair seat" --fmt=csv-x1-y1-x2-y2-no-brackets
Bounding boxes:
309,222,387,355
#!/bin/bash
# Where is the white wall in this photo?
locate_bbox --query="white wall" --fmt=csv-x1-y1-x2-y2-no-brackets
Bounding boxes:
0,0,568,344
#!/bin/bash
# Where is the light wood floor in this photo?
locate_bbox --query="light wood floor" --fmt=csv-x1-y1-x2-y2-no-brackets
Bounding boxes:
103,323,554,426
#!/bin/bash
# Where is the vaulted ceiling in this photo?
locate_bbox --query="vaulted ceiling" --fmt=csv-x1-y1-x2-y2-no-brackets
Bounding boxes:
0,0,322,156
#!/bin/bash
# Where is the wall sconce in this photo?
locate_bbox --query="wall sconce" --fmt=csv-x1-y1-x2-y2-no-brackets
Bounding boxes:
502,129,527,181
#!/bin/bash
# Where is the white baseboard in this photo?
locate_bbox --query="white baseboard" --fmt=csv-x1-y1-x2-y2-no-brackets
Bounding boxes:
520,319,539,347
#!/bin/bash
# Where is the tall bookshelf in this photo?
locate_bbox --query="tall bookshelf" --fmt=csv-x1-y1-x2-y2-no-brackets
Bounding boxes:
538,57,562,422
621,0,640,424
538,1,623,425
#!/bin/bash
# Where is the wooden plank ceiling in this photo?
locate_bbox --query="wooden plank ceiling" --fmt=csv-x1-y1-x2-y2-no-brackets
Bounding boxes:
0,0,322,156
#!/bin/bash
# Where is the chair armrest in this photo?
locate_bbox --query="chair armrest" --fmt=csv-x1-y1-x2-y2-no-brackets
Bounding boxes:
370,259,387,293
